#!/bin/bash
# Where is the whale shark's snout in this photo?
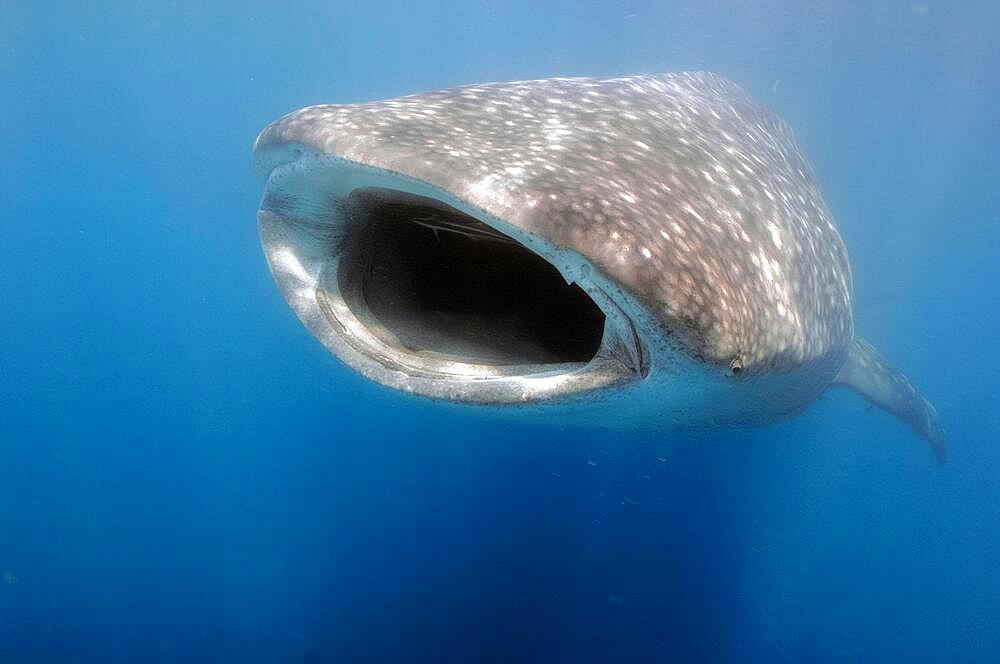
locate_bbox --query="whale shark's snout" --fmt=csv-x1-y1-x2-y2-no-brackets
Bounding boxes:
254,72,946,461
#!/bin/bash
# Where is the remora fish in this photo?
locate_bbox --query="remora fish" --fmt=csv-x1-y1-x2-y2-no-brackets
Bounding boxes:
253,72,946,462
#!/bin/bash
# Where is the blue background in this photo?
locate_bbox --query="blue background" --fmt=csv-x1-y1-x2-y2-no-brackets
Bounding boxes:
2,1,998,661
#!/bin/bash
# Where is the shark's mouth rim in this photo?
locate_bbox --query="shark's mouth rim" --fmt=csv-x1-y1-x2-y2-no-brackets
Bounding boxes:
255,148,648,405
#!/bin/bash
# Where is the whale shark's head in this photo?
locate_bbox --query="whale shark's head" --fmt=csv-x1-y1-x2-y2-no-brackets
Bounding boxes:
253,73,854,425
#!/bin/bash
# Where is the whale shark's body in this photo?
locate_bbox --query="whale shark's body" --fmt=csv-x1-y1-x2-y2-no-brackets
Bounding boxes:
253,72,945,462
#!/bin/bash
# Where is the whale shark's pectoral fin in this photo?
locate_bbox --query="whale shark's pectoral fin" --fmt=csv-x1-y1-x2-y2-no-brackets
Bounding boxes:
833,338,947,463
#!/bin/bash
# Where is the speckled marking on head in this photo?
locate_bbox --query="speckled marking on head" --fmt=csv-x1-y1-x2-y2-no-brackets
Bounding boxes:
255,72,854,376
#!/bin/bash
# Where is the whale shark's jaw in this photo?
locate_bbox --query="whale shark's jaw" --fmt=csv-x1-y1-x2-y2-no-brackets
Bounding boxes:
257,150,648,406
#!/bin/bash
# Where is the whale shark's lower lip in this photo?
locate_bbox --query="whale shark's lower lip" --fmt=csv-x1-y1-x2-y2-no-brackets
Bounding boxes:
257,153,646,405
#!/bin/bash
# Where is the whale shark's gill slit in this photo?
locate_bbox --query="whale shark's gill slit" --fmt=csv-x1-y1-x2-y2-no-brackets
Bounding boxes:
337,188,606,367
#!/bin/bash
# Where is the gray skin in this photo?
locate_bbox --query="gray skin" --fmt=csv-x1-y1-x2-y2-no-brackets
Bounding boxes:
253,72,946,462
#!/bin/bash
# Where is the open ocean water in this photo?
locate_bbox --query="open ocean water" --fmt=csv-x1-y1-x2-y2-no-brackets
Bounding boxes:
1,2,998,662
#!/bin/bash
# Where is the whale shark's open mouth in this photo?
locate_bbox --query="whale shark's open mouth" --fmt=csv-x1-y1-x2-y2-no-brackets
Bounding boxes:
256,152,645,404
337,188,606,367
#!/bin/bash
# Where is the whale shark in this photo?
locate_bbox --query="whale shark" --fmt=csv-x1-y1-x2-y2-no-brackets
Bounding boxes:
253,72,946,462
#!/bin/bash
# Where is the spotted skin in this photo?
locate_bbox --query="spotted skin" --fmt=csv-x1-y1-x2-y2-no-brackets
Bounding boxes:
254,72,944,460
835,339,947,462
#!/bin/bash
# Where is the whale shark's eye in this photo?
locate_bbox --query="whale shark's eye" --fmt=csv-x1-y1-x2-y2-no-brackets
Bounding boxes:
336,188,606,367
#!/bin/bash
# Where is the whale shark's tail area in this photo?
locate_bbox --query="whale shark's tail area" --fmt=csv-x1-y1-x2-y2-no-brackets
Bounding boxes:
834,338,947,463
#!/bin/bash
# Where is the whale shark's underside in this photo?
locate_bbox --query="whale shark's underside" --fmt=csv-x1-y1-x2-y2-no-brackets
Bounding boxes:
253,72,946,462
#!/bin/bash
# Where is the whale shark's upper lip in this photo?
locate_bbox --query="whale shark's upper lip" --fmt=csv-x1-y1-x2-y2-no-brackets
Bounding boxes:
255,147,647,405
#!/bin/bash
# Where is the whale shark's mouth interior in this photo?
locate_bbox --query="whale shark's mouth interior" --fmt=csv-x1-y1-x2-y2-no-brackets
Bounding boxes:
338,188,606,367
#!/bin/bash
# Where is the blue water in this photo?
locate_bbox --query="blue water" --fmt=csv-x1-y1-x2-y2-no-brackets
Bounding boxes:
2,2,998,661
